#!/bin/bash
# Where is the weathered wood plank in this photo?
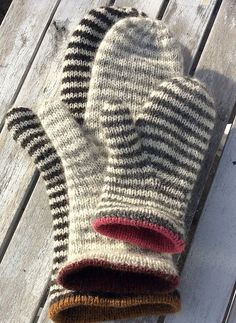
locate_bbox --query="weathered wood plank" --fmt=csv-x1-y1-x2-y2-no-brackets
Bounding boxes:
0,0,60,126
166,123,236,323
163,0,218,72
37,297,51,323
164,1,236,322
0,131,36,257
0,0,110,251
113,0,164,18
0,178,53,323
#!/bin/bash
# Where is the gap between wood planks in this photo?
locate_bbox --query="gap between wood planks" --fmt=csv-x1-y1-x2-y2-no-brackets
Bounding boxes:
157,0,225,321
0,0,61,134
0,0,62,261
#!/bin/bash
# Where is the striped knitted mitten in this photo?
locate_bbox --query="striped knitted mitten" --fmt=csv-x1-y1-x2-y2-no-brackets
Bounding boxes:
61,6,145,123
53,14,182,293
6,107,181,322
38,101,179,295
82,16,187,252
94,77,216,254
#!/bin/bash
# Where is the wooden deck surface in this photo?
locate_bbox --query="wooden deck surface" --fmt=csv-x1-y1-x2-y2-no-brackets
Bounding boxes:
0,0,235,322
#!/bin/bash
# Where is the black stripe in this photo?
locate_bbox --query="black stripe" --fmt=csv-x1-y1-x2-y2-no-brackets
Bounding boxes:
52,210,68,221
102,183,187,205
67,40,97,52
49,187,67,199
61,85,88,96
138,112,209,145
139,122,206,155
144,137,202,165
27,138,52,157
12,123,42,142
106,161,195,187
64,52,93,63
63,64,90,73
84,9,114,26
20,130,46,149
149,97,213,133
53,255,68,264
33,146,58,165
144,145,201,173
53,231,68,242
62,96,87,105
108,157,147,170
80,17,108,34
40,159,61,176
156,79,215,121
46,177,65,190
72,29,102,43
50,199,68,210
7,113,38,131
53,243,68,253
43,167,63,182
6,107,30,119
61,74,90,85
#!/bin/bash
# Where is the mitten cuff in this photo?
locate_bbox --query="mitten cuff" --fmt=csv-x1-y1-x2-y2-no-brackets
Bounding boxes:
49,291,181,322
56,251,179,295
92,208,185,253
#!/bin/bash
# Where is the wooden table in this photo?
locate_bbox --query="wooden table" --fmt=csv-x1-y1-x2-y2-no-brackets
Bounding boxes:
0,0,235,322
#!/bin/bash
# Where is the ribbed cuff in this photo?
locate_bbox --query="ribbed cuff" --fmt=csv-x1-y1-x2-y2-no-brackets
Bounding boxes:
57,257,179,294
49,291,181,322
93,209,185,253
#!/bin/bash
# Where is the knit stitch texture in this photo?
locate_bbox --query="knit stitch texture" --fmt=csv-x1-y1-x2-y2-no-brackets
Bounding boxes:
6,107,181,322
50,14,183,292
93,76,216,253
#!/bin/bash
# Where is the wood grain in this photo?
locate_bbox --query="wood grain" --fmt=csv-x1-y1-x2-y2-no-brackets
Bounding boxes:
0,178,53,323
0,0,109,251
113,0,164,17
163,0,218,72
0,0,60,126
164,1,236,322
37,297,51,323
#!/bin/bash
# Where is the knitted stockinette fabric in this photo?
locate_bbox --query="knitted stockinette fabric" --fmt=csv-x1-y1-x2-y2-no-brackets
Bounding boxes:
61,6,146,124
94,77,216,254
5,107,181,322
39,101,178,295
52,14,182,292
83,16,214,253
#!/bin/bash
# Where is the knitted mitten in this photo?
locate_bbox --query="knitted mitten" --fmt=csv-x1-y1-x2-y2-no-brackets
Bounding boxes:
61,6,145,123
52,15,183,292
94,77,216,254
6,107,181,322
39,101,178,295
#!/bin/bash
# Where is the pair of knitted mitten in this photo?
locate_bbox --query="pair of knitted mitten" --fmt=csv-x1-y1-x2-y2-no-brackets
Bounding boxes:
55,15,184,292
6,6,182,323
